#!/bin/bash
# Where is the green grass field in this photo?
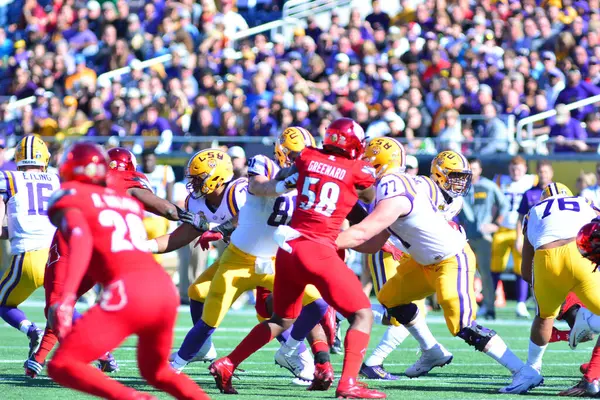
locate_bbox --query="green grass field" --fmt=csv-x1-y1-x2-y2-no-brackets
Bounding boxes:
0,292,592,400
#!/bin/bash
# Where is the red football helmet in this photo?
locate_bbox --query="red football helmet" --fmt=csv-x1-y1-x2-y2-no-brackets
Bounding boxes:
576,222,600,265
59,142,109,185
323,118,367,160
107,147,137,172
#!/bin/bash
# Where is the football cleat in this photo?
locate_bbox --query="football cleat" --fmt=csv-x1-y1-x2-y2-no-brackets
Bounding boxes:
275,345,315,381
360,364,398,380
499,364,543,394
550,327,570,343
516,302,531,319
97,352,119,373
404,344,453,378
292,377,312,386
570,307,594,350
558,377,600,397
24,357,44,378
335,378,386,399
308,361,334,391
208,357,238,395
27,326,43,359
169,339,217,364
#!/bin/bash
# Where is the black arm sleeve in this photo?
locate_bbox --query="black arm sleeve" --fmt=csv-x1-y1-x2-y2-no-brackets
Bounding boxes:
346,202,370,226
212,219,236,238
274,165,298,181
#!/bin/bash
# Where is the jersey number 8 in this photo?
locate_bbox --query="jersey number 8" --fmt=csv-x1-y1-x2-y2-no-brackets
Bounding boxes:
299,177,340,217
99,210,148,253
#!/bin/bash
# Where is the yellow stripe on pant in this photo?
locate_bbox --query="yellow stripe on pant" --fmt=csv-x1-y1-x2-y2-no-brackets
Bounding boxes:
0,248,48,306
491,227,522,275
377,245,477,336
367,250,427,326
200,243,321,328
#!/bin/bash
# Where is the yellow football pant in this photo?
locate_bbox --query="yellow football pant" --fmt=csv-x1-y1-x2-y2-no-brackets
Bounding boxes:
491,227,522,275
192,244,321,328
367,251,426,326
533,241,600,319
144,216,170,264
378,245,477,336
0,248,48,306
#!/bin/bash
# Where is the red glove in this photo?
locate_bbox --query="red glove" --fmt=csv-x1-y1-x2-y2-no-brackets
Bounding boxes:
48,293,76,341
195,231,224,251
381,242,404,261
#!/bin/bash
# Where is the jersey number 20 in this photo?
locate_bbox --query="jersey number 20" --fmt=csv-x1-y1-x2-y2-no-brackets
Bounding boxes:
99,210,148,253
299,177,340,217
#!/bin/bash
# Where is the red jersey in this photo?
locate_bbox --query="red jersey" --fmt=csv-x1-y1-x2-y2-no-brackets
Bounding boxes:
48,181,160,286
291,147,376,248
105,170,151,194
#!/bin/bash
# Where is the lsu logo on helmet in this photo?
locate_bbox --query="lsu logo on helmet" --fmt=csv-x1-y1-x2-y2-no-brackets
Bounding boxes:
363,137,406,178
274,127,316,167
186,149,234,198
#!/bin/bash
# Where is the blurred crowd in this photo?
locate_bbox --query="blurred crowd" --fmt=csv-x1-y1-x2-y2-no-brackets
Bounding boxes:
2,0,600,155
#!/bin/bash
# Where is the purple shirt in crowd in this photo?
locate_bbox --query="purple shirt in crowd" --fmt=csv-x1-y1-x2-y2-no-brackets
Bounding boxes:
549,118,587,152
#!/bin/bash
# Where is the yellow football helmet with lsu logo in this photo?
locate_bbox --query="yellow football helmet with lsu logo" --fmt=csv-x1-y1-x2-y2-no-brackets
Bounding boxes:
540,182,573,201
363,137,406,178
274,127,316,167
15,135,51,171
186,149,234,198
430,150,472,198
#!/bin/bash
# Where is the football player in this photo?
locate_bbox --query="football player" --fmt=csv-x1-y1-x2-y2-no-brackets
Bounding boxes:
25,147,187,378
46,142,208,400
360,146,470,380
491,156,538,318
335,139,530,395
209,118,386,399
0,136,59,359
511,183,600,394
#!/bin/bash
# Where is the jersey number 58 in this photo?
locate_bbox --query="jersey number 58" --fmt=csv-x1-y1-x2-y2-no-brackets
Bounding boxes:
298,177,340,217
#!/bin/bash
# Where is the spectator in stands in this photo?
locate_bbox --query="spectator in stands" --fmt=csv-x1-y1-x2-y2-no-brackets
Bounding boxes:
437,109,463,153
135,103,173,154
577,171,597,196
405,155,419,176
556,69,600,121
249,100,277,136
586,112,600,141
227,146,247,179
549,104,588,152
478,103,509,155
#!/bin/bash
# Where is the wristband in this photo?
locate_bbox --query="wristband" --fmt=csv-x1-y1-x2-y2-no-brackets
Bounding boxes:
147,239,159,253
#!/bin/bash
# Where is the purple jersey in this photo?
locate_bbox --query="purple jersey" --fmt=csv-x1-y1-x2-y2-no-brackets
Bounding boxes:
517,185,544,216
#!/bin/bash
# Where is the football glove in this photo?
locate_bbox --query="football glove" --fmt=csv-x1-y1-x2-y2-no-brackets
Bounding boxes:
177,207,210,232
381,242,404,261
196,231,224,250
275,172,299,194
48,293,76,340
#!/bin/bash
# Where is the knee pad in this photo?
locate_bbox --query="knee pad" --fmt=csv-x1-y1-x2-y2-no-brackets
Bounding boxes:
457,322,496,352
386,303,418,325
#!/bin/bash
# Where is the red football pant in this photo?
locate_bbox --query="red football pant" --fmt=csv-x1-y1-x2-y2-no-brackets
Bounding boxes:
273,238,370,319
47,270,208,400
255,286,271,320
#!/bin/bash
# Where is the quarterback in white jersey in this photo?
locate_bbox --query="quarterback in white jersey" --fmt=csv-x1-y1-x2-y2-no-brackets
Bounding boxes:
337,137,531,393
492,156,538,318
0,136,60,358
514,183,600,395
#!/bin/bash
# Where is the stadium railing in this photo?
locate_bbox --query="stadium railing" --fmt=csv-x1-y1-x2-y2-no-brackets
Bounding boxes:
516,94,600,155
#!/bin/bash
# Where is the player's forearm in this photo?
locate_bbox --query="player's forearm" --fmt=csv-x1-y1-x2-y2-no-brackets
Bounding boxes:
60,210,93,298
336,225,373,250
249,177,281,197
150,223,199,254
352,230,391,254
130,188,179,221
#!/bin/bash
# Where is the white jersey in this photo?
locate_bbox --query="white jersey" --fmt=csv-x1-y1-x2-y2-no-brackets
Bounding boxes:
413,175,464,221
231,155,296,258
379,173,466,265
581,185,600,208
0,170,60,254
494,174,537,229
144,165,175,200
526,196,597,250
185,177,248,230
